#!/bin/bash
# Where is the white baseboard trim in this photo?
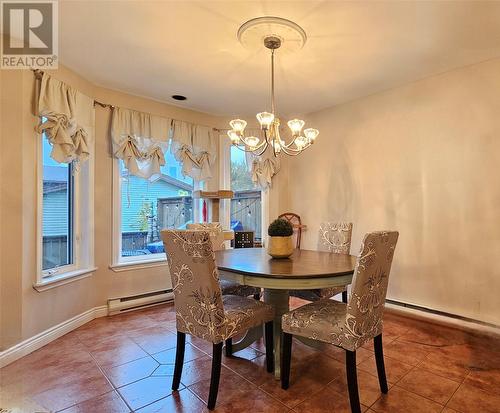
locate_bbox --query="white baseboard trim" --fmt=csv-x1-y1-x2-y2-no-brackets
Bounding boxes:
0,305,108,368
385,302,500,337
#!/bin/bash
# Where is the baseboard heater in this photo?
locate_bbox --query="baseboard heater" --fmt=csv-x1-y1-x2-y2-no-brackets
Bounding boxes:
108,289,174,315
386,299,500,331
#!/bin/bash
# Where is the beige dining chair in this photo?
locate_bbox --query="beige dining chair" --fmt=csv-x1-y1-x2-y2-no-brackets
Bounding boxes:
290,222,353,303
161,230,275,410
281,231,399,413
187,222,261,302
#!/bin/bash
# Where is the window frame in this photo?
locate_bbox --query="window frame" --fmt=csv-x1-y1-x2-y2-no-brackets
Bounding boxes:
111,157,203,270
219,134,268,245
35,129,95,289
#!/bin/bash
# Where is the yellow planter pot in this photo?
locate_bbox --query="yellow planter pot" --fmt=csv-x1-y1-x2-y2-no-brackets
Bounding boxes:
267,236,294,259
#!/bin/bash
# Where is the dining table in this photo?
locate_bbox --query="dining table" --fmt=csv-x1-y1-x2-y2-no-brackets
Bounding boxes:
215,247,357,379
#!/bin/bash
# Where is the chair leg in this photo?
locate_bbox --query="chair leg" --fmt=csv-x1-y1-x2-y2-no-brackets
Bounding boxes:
224,338,233,357
281,332,293,389
207,342,223,410
342,290,348,303
172,331,185,391
346,350,361,413
264,321,274,373
374,333,389,393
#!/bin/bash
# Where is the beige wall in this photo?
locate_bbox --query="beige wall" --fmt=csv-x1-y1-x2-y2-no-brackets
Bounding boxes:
286,58,500,325
4,56,499,351
0,64,226,350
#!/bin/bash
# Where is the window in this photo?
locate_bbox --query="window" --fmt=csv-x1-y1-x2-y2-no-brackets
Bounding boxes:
230,146,262,241
115,150,195,263
38,130,94,285
42,136,74,271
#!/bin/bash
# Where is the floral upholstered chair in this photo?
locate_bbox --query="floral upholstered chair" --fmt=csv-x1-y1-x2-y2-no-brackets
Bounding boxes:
281,231,399,413
290,222,353,303
161,230,274,410
187,222,261,300
186,222,226,251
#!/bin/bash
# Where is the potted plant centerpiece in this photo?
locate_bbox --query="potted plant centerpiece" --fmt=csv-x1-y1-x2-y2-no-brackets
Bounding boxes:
267,218,294,258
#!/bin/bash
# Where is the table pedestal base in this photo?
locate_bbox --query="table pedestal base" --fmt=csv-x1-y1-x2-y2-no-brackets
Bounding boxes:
264,288,290,379
225,289,290,379
229,325,263,353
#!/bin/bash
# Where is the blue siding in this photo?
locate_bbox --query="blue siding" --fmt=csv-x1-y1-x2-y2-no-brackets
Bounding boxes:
121,176,191,233
43,190,69,236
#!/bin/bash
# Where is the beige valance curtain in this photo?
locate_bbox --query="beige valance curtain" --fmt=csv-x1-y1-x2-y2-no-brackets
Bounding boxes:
171,121,215,181
35,73,94,164
248,153,280,189
111,107,170,179
111,108,216,181
242,128,280,189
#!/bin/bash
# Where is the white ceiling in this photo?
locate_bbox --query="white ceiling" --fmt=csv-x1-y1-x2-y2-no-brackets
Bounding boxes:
59,1,500,117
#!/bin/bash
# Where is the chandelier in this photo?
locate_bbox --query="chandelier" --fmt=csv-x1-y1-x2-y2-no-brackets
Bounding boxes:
227,31,319,157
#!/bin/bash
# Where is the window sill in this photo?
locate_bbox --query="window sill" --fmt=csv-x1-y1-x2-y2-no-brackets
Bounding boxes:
109,258,167,273
33,267,97,292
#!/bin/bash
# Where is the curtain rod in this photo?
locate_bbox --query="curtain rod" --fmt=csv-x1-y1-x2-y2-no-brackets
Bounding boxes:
33,69,224,132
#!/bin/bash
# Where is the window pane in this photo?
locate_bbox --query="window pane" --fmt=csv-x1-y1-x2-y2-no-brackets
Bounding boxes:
42,134,73,271
120,150,193,257
230,146,262,241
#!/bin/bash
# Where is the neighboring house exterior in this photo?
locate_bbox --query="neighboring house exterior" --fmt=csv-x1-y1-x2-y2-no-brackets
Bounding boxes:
43,166,70,237
42,164,193,262
42,166,70,269
120,171,192,233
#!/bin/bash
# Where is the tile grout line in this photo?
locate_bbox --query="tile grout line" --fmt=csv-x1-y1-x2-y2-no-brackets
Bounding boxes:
442,370,473,413
73,329,131,411
389,359,469,411
184,358,292,411
86,347,135,412
55,329,135,413
217,349,311,409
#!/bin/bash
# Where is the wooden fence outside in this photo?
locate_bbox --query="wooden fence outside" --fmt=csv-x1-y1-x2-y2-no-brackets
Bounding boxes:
231,190,262,240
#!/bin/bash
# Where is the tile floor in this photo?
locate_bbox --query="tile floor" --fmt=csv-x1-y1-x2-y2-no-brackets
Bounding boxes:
1,299,499,413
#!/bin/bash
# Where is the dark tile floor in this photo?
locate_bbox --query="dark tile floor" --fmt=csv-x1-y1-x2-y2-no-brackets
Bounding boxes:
1,298,499,412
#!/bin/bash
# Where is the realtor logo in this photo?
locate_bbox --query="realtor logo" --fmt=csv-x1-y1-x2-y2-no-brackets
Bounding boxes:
1,0,58,69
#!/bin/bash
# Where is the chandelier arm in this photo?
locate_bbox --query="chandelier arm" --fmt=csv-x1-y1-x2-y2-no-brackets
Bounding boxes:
280,143,312,156
281,147,305,156
254,139,270,157
233,139,267,153
233,142,265,154
275,135,303,149
247,131,269,149
282,136,301,149
233,133,269,154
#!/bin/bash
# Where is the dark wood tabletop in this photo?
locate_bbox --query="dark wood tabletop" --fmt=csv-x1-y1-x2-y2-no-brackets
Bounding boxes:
215,248,356,279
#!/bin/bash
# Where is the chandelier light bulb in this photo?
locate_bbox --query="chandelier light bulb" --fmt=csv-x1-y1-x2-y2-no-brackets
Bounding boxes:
229,119,247,133
287,119,305,135
227,130,240,144
245,136,260,148
295,135,308,149
304,128,319,142
256,112,274,129
272,139,282,153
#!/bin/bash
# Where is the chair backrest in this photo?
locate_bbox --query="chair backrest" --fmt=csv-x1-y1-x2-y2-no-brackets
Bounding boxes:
278,212,302,249
344,231,399,348
161,229,226,343
317,222,353,254
187,222,225,251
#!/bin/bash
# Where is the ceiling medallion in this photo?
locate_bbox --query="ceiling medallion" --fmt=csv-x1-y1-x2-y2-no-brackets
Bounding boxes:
228,17,318,157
